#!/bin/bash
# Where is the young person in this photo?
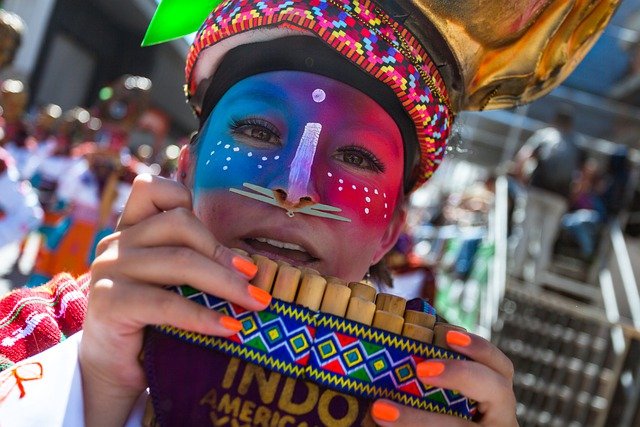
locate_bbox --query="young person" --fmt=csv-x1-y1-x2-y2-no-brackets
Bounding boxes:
0,0,619,425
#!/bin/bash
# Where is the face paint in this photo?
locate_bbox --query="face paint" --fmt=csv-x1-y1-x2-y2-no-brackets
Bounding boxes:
193,71,404,230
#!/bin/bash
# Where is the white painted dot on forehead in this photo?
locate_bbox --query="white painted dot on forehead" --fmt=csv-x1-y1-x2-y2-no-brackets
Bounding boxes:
338,186,343,191
327,172,332,177
262,156,268,161
312,88,326,103
233,147,240,152
248,152,253,157
339,178,344,184
224,144,230,149
258,165,263,169
274,155,280,160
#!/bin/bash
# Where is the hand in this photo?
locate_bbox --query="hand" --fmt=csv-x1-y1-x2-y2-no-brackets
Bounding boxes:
79,174,271,426
370,331,518,426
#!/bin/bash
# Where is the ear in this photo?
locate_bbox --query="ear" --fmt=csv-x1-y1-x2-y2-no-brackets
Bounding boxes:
370,206,407,265
177,144,194,187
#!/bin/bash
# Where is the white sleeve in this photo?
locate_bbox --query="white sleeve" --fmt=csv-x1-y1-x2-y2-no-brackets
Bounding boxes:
0,332,147,427
0,173,43,246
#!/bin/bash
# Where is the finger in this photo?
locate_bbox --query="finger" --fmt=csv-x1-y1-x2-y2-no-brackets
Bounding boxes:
112,207,258,280
89,278,244,337
444,330,514,380
370,399,474,427
92,246,268,311
415,359,517,424
118,174,192,230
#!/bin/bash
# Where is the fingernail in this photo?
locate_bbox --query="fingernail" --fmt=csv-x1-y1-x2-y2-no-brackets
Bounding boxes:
232,256,258,278
371,400,400,422
248,285,272,306
219,315,242,333
446,330,471,347
417,361,445,378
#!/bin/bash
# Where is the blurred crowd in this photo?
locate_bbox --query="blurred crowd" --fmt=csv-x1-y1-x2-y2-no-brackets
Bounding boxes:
0,9,183,288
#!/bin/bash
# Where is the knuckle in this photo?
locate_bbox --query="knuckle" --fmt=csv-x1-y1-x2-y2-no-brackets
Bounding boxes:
170,246,196,266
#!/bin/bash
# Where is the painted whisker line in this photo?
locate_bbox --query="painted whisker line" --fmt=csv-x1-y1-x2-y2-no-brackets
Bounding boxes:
298,206,351,222
229,183,351,222
242,183,276,197
229,189,280,207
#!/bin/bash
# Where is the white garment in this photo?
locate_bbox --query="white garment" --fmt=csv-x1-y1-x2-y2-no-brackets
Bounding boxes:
0,164,43,247
0,332,146,426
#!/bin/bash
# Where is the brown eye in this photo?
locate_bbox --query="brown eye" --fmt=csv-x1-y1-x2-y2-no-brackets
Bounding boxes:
334,146,385,173
230,118,282,147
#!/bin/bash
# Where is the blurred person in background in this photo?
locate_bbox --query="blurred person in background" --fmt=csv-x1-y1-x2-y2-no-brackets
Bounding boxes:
0,9,24,73
0,79,33,179
0,146,42,248
511,108,586,284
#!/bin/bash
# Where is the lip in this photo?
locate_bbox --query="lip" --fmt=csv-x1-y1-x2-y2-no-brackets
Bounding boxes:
236,229,321,266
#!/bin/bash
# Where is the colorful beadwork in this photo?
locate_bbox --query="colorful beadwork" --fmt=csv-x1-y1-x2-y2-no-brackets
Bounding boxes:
186,0,452,189
151,286,477,419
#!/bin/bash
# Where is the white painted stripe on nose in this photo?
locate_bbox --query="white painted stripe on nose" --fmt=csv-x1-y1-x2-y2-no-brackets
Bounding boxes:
288,122,322,202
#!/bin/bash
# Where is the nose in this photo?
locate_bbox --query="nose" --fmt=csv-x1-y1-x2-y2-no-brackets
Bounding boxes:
270,122,322,208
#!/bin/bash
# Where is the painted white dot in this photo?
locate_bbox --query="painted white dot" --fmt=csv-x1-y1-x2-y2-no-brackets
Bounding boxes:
339,179,344,184
233,147,240,152
351,184,357,190
312,88,326,103
338,186,343,191
226,157,231,161
384,203,388,209
248,152,253,157
210,150,215,155
206,160,210,165
274,156,280,160
262,156,268,161
384,214,387,219
365,197,371,203
364,187,369,193
327,172,333,177
258,165,263,169
224,144,230,149
383,193,387,198
374,189,379,195
217,141,222,146
364,208,370,214
223,165,228,171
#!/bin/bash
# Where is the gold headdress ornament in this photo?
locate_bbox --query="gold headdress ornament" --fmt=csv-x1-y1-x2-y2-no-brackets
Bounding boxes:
387,0,620,111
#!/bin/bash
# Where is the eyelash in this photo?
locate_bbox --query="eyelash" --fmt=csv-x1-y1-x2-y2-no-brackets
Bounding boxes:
229,117,282,144
336,145,386,173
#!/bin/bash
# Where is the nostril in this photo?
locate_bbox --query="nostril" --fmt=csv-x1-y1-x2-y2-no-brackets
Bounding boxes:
300,196,312,203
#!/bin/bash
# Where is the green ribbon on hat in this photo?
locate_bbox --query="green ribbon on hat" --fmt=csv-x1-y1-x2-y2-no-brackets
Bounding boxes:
141,0,223,46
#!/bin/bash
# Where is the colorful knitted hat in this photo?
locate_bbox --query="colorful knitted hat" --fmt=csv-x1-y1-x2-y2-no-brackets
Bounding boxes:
144,0,620,189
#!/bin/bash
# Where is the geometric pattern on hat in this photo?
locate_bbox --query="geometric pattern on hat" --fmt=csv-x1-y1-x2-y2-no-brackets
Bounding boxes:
155,285,477,419
186,0,452,188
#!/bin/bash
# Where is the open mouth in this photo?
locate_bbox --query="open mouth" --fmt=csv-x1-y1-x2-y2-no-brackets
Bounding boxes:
243,237,318,265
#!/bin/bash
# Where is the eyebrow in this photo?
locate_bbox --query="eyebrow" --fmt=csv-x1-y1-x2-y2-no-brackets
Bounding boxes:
231,82,289,110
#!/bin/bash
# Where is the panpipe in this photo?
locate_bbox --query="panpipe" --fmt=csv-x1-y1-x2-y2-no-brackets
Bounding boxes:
142,252,477,426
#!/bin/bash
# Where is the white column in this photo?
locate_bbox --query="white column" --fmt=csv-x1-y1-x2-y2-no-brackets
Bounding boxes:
3,0,57,78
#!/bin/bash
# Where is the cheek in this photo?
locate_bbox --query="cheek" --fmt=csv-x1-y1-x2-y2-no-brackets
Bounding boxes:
317,168,399,231
193,136,286,193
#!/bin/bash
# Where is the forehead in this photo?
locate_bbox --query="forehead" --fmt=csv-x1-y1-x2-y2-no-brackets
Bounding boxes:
219,71,402,150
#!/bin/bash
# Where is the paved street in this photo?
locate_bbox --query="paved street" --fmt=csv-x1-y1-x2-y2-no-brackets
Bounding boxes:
0,235,39,294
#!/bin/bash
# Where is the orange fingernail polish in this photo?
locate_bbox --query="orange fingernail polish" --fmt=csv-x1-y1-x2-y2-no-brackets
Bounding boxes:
446,330,472,347
248,285,272,306
417,361,445,377
220,316,242,333
371,400,400,422
232,256,258,278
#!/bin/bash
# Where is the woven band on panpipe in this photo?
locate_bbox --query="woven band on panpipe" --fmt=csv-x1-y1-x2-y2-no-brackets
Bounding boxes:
142,254,477,426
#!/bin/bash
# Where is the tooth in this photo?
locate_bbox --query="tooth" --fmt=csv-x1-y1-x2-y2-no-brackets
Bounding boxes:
255,237,306,252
